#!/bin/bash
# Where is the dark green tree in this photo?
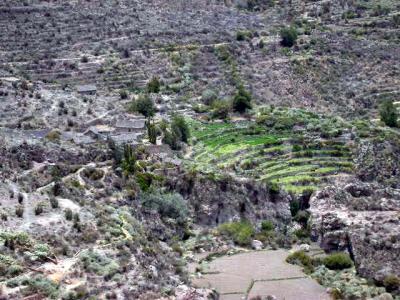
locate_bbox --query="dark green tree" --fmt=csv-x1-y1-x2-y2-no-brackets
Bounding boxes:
171,115,190,143
121,144,137,175
380,99,398,127
163,131,180,150
280,26,298,47
147,122,157,144
129,94,155,119
232,85,252,113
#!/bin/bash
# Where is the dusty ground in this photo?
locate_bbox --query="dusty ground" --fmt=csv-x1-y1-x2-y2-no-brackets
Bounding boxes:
191,249,330,300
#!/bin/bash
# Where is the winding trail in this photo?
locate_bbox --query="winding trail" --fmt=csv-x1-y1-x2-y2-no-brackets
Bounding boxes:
191,249,330,300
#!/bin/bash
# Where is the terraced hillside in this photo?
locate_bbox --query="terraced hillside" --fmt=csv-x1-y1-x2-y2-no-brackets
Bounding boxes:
0,0,399,118
189,108,355,195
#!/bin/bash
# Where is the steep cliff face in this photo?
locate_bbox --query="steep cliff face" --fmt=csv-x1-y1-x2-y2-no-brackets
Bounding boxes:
310,182,400,283
164,170,292,227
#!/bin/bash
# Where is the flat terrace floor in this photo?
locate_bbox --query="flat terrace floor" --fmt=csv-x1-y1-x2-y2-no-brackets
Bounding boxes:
190,249,330,300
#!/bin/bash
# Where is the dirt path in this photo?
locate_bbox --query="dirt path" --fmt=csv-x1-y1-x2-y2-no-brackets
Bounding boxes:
191,249,330,300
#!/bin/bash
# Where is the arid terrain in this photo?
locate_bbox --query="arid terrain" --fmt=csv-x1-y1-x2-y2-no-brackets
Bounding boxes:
0,0,399,299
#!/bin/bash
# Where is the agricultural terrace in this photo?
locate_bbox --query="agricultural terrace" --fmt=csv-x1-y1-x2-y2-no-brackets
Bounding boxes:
189,107,355,195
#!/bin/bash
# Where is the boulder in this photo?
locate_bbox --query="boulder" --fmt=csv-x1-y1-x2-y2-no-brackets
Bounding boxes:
251,239,263,250
299,244,310,252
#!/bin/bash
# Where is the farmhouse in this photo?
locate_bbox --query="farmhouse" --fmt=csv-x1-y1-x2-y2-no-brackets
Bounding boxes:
76,84,97,95
84,125,114,140
110,132,144,145
115,119,146,133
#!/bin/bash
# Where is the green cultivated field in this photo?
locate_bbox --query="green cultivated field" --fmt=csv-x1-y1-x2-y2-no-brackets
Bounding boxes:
188,108,355,195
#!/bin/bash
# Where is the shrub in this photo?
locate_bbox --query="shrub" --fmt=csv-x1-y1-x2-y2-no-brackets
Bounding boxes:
21,275,60,298
46,130,61,141
129,94,155,119
121,144,137,175
292,144,302,152
323,253,353,270
15,205,24,218
80,56,89,63
147,76,161,93
294,228,310,239
379,99,398,127
171,115,190,143
17,193,24,203
80,250,119,279
136,172,154,191
201,89,218,105
141,192,188,223
268,181,280,194
236,30,252,41
294,210,310,227
393,14,400,26
383,274,400,293
280,26,298,47
286,250,314,273
261,220,274,231
147,122,157,144
290,200,300,217
119,90,128,99
34,203,44,215
218,221,255,246
211,100,231,120
163,130,180,150
232,85,252,113
65,208,73,221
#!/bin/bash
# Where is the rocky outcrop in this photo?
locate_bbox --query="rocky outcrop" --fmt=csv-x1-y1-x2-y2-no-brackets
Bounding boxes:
165,170,292,227
355,139,400,188
310,181,400,283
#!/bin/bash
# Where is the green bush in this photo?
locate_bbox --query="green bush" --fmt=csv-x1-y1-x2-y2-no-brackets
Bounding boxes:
294,228,310,239
323,252,353,270
171,115,190,143
121,144,137,175
379,99,398,127
64,208,73,221
218,221,255,246
23,275,60,298
80,250,119,279
201,89,218,106
141,192,188,223
34,203,44,215
136,172,154,191
236,30,252,41
147,76,161,93
129,94,155,119
211,100,231,120
50,197,59,209
290,200,300,217
232,86,252,113
147,122,157,144
383,274,400,293
261,220,274,231
15,205,24,218
119,90,128,99
294,210,310,227
268,181,280,194
280,26,298,47
163,130,180,150
286,250,314,273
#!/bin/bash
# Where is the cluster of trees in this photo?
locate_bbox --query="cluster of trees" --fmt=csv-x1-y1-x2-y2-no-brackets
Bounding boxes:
199,85,253,120
129,93,190,149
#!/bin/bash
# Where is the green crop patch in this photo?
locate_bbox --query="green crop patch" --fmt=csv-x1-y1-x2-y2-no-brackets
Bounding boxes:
188,108,356,195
